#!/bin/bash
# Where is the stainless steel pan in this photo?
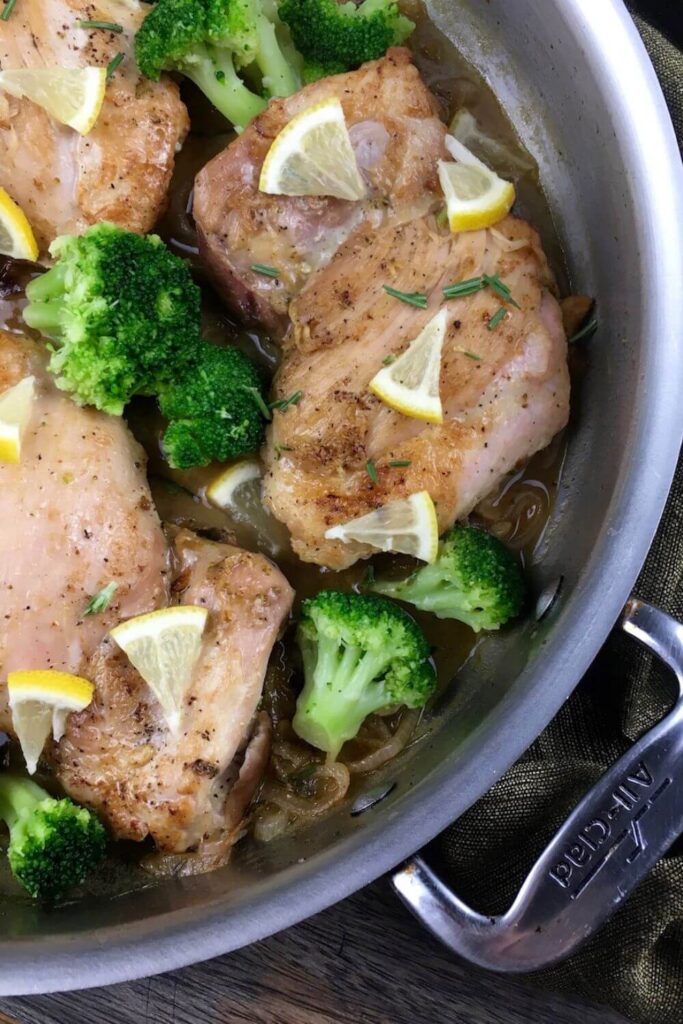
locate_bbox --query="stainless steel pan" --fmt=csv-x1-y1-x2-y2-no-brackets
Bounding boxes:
2,0,683,994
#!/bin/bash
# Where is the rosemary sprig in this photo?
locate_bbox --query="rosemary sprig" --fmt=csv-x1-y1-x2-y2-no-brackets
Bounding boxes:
388,459,411,467
242,386,272,420
442,276,486,300
106,52,125,79
483,273,521,309
270,390,303,413
77,19,123,32
251,263,280,278
383,285,428,309
83,582,118,616
366,459,379,485
569,317,598,343
487,307,508,331
0,0,19,21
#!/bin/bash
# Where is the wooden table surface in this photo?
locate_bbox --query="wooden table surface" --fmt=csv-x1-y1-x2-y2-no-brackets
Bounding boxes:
0,879,632,1024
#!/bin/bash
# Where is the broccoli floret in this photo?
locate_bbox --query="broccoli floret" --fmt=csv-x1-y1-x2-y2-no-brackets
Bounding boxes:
22,223,201,416
301,58,346,84
135,0,301,131
0,775,106,901
159,341,268,468
372,526,526,631
279,0,415,74
292,591,435,759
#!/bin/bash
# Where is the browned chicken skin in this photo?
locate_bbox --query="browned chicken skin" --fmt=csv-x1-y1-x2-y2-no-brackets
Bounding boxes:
193,48,447,335
56,530,293,856
0,0,189,253
263,215,570,568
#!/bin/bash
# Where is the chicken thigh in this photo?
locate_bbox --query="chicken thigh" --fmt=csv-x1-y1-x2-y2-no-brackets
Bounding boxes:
193,48,447,335
56,529,293,859
263,215,570,569
0,0,189,253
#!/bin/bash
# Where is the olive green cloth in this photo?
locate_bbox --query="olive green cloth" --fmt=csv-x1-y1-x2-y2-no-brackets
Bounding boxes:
429,8,683,1023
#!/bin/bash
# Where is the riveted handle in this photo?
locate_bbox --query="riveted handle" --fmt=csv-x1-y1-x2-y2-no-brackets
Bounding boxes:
391,599,683,972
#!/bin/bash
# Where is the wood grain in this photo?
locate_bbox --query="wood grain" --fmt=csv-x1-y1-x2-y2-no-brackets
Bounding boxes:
0,880,631,1024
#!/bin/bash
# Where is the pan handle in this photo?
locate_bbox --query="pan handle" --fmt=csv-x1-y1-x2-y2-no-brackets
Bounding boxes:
391,598,683,972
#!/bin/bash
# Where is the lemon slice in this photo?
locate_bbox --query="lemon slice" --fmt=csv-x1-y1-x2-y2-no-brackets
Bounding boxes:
0,375,36,465
0,67,107,135
259,97,367,200
325,491,439,563
7,670,94,774
0,188,39,261
110,606,208,733
438,136,515,232
369,310,447,423
206,459,262,510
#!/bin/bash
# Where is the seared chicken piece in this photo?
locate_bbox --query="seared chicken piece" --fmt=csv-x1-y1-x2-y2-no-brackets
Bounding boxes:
0,331,168,713
56,529,293,858
0,0,189,253
263,216,570,569
193,48,447,335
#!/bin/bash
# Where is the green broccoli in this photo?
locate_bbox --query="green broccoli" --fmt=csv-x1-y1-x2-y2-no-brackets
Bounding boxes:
0,775,106,901
135,0,301,132
159,341,268,468
22,223,202,416
292,591,435,759
372,525,526,631
279,0,415,75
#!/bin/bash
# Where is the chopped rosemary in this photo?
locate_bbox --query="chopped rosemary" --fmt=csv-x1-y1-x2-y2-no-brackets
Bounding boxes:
442,276,486,300
569,317,598,343
366,459,379,485
270,390,303,412
483,273,521,309
0,0,18,20
382,353,397,366
443,274,520,309
383,285,428,309
77,19,123,32
388,459,411,467
487,307,508,331
242,385,272,420
106,52,125,79
274,443,293,460
251,263,280,278
83,582,118,616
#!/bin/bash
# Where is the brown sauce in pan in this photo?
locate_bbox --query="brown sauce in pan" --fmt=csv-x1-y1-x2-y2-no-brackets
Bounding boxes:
0,5,570,872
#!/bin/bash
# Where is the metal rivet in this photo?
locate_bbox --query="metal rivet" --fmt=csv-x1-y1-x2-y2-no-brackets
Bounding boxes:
351,782,396,816
535,576,564,622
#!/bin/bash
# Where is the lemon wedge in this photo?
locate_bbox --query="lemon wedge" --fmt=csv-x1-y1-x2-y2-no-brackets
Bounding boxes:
110,606,208,733
7,670,94,774
0,188,39,261
369,310,447,423
259,97,367,200
0,375,36,465
438,136,515,232
0,67,107,135
325,491,439,563
206,459,262,511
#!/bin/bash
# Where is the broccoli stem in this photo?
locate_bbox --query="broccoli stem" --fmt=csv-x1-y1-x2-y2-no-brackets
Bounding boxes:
254,12,300,97
24,262,67,303
186,45,267,130
22,299,66,335
0,776,47,830
294,634,391,758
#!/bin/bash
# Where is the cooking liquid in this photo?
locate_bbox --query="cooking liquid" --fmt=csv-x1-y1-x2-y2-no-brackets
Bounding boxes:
0,5,569,872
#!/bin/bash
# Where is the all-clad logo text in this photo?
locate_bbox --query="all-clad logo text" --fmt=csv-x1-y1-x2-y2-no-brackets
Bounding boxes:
548,760,672,899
